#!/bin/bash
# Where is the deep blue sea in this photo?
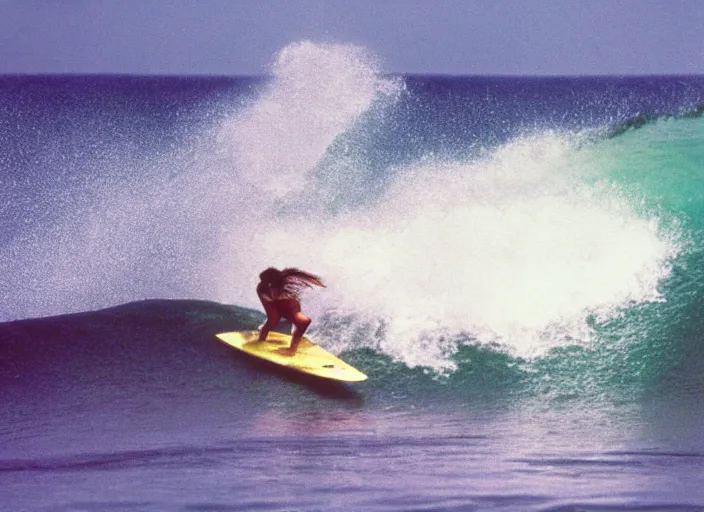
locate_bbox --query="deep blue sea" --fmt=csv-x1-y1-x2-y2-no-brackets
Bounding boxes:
2,43,704,511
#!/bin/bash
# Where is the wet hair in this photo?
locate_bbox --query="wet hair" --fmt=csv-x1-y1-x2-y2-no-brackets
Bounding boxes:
259,267,325,299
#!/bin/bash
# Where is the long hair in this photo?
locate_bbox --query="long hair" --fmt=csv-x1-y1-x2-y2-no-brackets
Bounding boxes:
259,267,325,299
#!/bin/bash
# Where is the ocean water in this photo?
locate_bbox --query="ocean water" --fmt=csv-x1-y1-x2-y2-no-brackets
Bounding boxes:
2,42,704,511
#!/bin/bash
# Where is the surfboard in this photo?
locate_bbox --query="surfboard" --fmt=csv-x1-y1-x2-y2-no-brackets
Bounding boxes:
215,330,368,382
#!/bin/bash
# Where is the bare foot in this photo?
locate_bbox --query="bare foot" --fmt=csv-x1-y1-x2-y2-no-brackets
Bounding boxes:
275,347,297,357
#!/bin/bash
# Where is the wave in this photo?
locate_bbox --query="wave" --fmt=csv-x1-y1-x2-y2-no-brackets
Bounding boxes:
2,294,703,407
1,43,703,396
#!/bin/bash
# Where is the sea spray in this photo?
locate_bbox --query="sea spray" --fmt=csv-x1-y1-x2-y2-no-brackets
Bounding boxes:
0,51,695,377
242,132,681,373
213,41,402,303
0,42,402,321
211,52,686,372
218,41,401,198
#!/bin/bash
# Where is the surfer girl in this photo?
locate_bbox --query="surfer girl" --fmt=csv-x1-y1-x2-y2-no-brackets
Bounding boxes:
256,267,326,356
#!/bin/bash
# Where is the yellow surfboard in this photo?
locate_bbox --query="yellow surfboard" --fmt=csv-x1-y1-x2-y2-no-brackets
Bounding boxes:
215,330,368,382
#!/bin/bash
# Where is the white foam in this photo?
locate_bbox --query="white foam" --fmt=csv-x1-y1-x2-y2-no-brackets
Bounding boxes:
227,132,680,372
208,45,681,373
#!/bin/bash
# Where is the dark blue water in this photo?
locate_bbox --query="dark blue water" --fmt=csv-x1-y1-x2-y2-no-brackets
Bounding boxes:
2,43,704,511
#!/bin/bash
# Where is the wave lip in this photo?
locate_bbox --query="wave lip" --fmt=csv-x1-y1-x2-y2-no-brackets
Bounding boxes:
607,101,704,138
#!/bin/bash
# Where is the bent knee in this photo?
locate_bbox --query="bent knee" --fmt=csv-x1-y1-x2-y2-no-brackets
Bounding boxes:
295,316,311,329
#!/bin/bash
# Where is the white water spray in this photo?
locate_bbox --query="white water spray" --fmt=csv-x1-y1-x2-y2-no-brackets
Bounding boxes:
221,127,679,372
1,41,681,376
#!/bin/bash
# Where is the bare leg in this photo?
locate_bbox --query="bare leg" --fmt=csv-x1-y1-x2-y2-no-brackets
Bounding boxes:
288,312,311,354
258,304,280,341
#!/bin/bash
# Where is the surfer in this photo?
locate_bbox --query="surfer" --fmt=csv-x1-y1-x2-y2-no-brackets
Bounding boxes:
256,267,326,357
